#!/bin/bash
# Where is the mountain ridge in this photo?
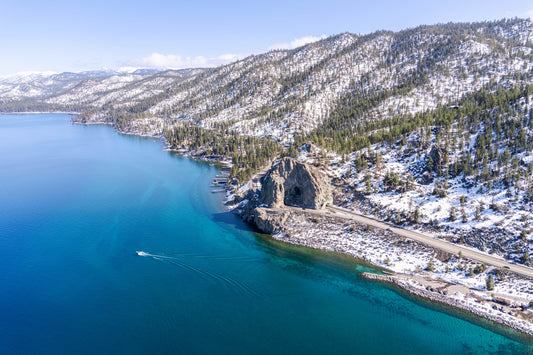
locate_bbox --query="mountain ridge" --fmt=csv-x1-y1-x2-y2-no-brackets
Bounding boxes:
68,19,533,142
1,19,532,138
2,18,533,333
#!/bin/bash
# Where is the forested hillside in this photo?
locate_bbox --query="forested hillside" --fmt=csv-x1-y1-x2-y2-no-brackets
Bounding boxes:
2,18,533,258
1,19,532,196
80,18,533,144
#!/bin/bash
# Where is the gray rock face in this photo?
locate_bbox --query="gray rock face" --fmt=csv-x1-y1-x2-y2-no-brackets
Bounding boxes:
234,157,333,235
260,157,332,209
253,208,290,234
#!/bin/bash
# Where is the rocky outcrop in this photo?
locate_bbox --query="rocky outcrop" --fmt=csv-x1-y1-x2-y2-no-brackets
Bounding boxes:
253,208,290,234
260,157,332,209
235,157,332,234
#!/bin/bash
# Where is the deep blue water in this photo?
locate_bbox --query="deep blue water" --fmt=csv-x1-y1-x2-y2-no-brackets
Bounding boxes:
0,114,531,354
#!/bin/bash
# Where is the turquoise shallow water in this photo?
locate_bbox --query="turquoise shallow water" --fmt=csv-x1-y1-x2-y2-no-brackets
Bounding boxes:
0,113,531,354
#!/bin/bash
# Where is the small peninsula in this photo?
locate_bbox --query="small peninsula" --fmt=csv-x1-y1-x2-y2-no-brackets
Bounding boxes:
231,156,533,337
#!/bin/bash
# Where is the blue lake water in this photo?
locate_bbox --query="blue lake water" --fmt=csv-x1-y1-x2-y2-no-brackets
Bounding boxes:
0,113,531,354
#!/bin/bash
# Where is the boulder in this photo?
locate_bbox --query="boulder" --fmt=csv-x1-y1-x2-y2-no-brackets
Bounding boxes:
254,208,290,234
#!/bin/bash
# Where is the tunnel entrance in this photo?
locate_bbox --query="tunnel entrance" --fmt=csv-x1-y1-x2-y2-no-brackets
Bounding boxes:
284,185,304,207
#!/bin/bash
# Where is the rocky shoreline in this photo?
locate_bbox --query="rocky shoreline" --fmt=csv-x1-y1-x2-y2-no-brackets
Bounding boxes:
232,157,533,339
361,272,533,337
76,119,533,339
259,210,533,338
262,211,533,338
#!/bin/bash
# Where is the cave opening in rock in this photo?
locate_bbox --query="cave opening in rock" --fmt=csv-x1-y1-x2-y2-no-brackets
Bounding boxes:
285,185,304,207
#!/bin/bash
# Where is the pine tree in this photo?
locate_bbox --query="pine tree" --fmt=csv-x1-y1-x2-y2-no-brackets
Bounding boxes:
461,208,467,223
486,275,494,291
449,207,457,222
412,207,420,224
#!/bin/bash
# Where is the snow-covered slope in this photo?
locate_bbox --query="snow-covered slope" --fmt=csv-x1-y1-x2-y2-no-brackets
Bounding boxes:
1,18,532,273
58,19,533,146
0,70,132,100
2,20,532,146
0,68,205,112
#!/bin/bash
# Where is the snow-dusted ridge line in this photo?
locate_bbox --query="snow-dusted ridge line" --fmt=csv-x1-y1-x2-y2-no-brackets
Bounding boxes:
3,18,532,149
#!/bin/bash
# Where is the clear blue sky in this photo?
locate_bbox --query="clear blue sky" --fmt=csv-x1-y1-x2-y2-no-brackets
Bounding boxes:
1,0,532,76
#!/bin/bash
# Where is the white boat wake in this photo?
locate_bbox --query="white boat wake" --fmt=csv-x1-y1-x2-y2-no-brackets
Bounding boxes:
135,250,260,296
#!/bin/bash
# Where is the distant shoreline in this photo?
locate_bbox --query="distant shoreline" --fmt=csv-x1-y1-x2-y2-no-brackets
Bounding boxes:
0,111,81,115
74,121,113,125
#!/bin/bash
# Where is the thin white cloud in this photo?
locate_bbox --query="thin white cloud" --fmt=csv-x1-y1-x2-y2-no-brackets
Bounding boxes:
130,52,243,70
268,35,327,50
125,35,327,71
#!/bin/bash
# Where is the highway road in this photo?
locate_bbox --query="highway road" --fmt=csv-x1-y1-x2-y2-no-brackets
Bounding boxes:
285,204,533,279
